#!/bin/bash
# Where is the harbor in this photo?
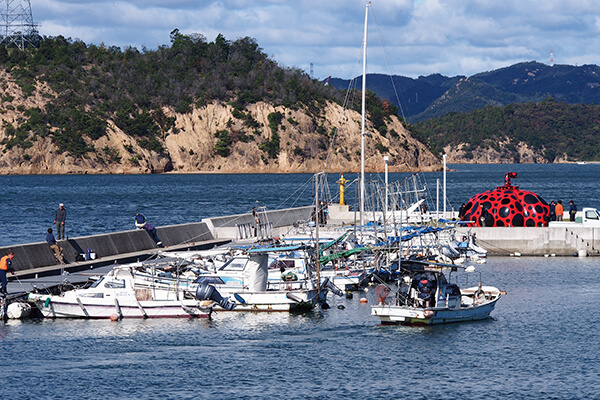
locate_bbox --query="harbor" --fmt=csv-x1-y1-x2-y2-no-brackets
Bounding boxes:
2,167,600,398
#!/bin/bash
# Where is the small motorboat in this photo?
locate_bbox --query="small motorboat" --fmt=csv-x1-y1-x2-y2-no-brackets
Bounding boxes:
371,261,502,325
28,266,234,319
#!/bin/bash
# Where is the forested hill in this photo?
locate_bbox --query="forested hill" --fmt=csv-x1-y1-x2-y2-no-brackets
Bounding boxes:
411,98,600,163
0,31,439,174
330,62,600,123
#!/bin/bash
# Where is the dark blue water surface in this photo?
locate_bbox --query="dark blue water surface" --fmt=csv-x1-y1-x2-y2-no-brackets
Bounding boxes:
2,163,599,247
1,164,600,399
1,256,600,399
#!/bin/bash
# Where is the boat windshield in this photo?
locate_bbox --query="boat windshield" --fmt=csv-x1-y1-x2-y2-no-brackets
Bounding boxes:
90,276,104,288
219,257,247,271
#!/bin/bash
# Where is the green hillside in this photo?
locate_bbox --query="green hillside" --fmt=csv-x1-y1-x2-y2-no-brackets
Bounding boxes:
412,98,600,162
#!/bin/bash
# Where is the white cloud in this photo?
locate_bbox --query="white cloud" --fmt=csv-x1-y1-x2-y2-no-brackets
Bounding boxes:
28,0,600,79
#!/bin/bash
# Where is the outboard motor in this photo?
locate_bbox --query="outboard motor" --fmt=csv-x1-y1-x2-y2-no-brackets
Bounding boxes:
195,283,236,311
320,278,343,297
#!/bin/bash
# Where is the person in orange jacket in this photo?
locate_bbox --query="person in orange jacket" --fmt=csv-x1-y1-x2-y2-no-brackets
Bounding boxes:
0,252,15,295
555,200,564,221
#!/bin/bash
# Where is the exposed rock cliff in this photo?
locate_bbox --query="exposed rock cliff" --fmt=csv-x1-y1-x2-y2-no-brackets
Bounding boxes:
0,71,440,174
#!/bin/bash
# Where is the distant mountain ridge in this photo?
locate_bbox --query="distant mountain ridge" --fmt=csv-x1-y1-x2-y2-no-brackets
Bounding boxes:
329,61,600,122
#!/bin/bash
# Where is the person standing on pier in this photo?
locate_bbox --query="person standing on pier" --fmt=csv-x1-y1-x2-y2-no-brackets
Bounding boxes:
569,200,578,222
555,200,564,221
0,252,15,295
46,228,64,264
549,201,556,221
54,203,67,240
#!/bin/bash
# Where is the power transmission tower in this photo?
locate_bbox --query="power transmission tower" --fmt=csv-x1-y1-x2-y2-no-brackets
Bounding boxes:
0,0,40,50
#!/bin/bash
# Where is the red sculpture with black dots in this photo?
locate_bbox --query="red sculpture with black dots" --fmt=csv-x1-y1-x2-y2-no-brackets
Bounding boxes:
460,172,550,227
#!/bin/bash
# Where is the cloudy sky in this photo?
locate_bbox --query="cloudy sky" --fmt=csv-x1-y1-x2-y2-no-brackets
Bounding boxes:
33,0,600,79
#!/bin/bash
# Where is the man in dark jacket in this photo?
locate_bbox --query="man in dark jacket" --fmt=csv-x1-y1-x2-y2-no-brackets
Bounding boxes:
54,203,67,240
569,200,577,222
46,228,64,264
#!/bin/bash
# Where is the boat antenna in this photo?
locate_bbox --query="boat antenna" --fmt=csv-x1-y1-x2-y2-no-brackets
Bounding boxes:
360,1,370,239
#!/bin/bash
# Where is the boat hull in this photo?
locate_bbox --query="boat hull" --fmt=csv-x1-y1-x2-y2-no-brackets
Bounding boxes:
29,293,211,319
371,290,501,325
215,289,320,312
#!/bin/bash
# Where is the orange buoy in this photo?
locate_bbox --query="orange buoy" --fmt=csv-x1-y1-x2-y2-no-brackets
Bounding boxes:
110,313,120,321
360,297,368,304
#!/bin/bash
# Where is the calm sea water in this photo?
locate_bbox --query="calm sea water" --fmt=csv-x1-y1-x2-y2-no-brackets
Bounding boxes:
1,164,600,399
1,256,599,399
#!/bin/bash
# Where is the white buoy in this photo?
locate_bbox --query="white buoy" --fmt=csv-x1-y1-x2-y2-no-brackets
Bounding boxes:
7,302,31,319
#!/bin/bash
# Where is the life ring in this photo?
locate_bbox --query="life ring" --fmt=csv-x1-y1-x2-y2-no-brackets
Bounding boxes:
282,272,298,282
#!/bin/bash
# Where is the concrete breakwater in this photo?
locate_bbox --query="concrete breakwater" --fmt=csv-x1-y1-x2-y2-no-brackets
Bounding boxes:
1,206,314,278
455,225,600,256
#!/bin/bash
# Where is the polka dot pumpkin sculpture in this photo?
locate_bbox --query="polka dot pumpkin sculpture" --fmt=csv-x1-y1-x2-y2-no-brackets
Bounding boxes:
461,172,549,227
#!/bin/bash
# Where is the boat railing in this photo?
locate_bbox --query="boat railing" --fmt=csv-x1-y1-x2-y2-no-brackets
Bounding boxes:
452,271,483,289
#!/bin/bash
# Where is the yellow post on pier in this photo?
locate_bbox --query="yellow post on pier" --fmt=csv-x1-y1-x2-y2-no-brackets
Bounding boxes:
336,174,349,205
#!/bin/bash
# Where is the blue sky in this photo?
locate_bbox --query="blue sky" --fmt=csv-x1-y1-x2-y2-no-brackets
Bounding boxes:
33,0,600,79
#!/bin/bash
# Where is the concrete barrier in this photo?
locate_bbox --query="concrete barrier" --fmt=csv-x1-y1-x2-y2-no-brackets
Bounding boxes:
0,222,215,273
205,206,314,239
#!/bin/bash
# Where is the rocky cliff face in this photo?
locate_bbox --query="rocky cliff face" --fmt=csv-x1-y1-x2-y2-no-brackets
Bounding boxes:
0,71,440,174
442,142,554,164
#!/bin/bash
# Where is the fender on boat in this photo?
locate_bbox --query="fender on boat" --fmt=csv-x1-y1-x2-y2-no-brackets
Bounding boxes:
195,283,236,311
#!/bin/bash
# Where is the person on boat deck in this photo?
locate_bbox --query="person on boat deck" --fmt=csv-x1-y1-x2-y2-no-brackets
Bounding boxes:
569,200,577,222
46,228,64,264
417,276,436,308
555,200,564,221
135,214,162,246
0,252,15,295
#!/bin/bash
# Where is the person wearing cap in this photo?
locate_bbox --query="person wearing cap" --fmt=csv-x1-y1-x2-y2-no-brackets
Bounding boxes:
54,203,67,240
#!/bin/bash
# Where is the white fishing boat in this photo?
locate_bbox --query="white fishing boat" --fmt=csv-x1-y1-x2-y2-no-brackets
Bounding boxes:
28,265,234,319
371,262,503,325
131,245,341,312
193,247,342,311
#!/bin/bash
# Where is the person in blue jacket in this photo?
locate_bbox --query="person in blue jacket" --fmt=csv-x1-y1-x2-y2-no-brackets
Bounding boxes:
135,213,162,246
417,275,436,307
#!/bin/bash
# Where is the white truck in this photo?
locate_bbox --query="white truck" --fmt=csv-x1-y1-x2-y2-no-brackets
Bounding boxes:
548,207,600,227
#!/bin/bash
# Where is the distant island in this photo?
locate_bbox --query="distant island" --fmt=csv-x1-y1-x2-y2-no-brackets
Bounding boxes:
0,30,438,174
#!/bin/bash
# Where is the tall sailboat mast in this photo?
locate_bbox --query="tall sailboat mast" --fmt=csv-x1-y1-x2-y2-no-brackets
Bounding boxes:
360,1,370,231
